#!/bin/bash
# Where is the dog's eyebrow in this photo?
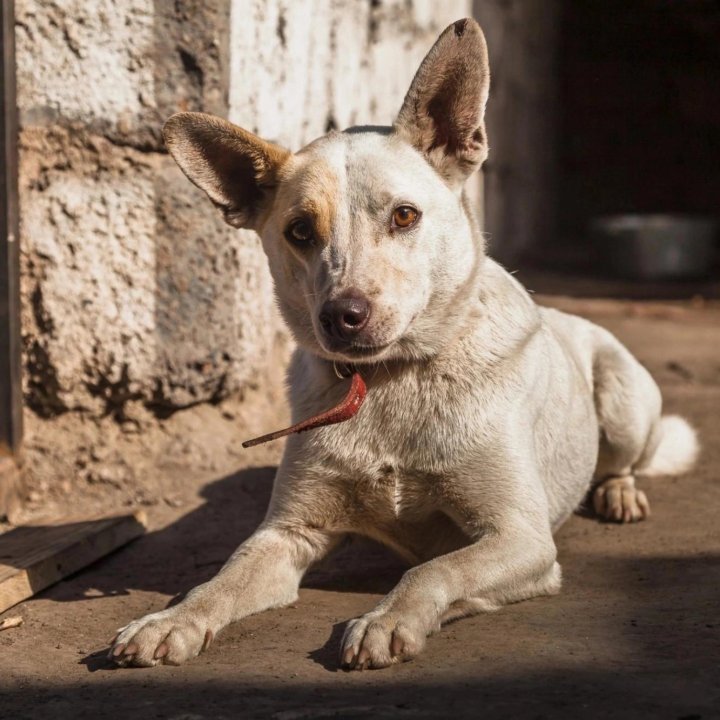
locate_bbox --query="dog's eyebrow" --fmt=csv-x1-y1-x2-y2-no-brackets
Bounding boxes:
361,191,395,215
284,198,335,241
350,188,416,217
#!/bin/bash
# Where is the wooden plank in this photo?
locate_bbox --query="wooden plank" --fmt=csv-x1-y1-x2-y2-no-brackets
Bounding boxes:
0,511,147,613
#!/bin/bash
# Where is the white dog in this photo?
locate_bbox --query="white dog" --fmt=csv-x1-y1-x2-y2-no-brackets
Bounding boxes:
110,18,698,670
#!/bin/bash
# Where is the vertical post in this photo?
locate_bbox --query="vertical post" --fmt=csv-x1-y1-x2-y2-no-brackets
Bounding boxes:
0,0,22,516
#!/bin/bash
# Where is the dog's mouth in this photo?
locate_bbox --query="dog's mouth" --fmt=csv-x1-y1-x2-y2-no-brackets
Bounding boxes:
313,312,418,364
315,318,419,364
318,339,394,364
333,342,393,362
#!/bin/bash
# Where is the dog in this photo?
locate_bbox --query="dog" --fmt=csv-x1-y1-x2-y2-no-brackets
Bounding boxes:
110,18,698,670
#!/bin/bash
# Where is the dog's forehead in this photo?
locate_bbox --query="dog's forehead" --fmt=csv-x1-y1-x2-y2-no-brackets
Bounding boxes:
289,131,433,205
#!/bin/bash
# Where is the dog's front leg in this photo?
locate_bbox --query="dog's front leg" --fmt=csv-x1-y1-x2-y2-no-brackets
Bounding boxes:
111,523,336,666
341,519,560,670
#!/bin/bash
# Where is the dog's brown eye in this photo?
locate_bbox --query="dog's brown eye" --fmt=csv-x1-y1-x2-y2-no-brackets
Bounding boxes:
286,219,314,247
392,206,419,229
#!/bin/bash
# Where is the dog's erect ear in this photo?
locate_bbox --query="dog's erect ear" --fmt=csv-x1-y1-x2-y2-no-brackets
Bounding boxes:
163,112,291,230
394,18,490,187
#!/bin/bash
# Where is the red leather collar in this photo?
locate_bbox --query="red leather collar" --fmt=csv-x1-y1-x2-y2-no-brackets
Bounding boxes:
242,370,367,449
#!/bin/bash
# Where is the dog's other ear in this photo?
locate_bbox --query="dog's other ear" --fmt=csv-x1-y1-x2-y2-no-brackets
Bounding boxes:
163,112,291,230
395,18,490,187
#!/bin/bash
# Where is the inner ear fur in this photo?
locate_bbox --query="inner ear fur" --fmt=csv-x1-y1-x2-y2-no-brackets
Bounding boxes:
394,18,490,185
163,112,291,229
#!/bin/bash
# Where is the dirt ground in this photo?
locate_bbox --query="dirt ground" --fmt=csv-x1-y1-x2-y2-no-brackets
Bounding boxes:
1,297,719,720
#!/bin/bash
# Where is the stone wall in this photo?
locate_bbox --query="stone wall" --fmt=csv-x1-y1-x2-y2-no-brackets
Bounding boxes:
16,0,471,423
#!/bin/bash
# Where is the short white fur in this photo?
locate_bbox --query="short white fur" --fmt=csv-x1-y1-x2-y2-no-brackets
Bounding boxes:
111,18,698,670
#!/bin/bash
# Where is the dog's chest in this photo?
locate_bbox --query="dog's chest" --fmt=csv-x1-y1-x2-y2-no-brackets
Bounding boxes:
293,355,498,532
351,462,438,521
338,461,473,560
309,372,482,523
316,365,483,473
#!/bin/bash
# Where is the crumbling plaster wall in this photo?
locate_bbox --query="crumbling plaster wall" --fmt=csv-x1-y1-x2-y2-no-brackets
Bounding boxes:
17,0,238,422
16,0,471,427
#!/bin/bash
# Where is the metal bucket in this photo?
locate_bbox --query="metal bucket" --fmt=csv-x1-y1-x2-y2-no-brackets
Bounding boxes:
590,214,718,280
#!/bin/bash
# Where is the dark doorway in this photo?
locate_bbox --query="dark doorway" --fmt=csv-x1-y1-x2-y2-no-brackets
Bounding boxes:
524,0,720,298
559,1,720,244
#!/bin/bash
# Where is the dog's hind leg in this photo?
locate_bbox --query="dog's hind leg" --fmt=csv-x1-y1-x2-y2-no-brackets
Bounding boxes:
590,329,697,522
591,331,661,522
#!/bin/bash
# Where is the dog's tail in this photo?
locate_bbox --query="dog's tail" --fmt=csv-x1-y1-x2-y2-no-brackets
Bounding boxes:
636,415,699,478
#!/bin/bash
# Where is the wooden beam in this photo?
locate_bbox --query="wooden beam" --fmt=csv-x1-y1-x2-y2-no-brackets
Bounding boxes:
0,0,23,518
0,511,147,613
0,456,20,523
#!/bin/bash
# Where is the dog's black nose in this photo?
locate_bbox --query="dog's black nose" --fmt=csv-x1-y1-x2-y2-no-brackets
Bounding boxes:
319,293,371,342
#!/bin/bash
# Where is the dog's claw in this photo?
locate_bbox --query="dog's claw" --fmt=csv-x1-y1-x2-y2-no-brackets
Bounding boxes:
111,643,126,658
341,646,356,669
109,609,213,667
341,614,425,670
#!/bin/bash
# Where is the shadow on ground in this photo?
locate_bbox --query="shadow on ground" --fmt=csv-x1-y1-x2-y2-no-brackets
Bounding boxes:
42,465,409,606
2,665,715,720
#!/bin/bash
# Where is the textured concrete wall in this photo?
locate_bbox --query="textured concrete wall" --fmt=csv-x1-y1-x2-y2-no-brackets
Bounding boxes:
473,0,559,266
16,0,471,424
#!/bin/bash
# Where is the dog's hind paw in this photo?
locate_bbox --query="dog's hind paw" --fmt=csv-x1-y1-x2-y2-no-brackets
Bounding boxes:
109,608,214,667
593,475,650,523
339,612,428,670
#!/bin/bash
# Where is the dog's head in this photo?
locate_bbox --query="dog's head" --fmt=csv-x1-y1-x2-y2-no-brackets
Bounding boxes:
164,19,490,365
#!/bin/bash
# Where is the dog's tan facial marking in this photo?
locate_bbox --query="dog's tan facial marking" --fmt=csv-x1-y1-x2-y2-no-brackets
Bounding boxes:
279,154,342,247
300,199,333,245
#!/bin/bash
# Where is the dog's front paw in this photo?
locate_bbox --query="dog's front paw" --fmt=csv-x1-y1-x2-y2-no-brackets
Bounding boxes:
109,608,214,667
340,612,429,670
